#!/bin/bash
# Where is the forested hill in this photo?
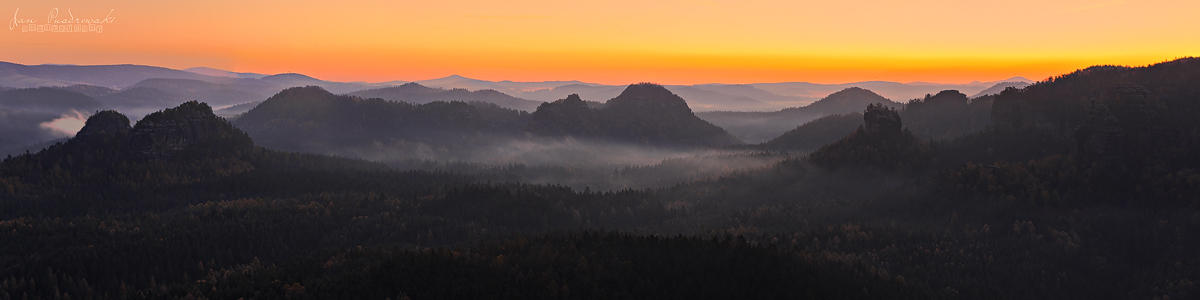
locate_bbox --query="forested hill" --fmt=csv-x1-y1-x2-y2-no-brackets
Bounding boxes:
234,84,740,159
234,85,529,157
530,83,742,147
767,89,992,152
0,99,923,299
0,101,435,215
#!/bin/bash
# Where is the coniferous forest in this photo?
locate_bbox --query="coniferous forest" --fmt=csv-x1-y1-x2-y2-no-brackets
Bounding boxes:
1,57,1198,299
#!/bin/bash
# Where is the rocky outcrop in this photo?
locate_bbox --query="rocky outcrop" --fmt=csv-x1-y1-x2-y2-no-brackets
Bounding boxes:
75,110,131,140
863,103,902,136
129,101,253,159
530,94,596,136
809,103,928,169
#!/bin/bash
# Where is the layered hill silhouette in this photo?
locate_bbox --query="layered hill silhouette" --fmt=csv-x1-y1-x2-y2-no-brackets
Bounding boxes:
416,73,1031,110
0,101,924,298
0,61,214,88
699,87,900,143
234,84,739,159
348,82,542,111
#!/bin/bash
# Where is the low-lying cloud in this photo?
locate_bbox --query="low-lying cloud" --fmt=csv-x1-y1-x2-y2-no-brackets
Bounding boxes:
38,110,89,137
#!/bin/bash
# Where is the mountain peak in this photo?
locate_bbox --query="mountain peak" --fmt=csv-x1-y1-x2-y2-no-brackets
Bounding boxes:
262,73,319,82
608,83,691,112
802,87,898,115
130,101,253,159
432,74,477,81
275,85,335,98
827,87,882,98
614,83,676,99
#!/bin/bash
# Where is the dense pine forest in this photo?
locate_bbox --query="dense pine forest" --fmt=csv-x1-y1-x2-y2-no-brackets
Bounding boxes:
2,58,1200,299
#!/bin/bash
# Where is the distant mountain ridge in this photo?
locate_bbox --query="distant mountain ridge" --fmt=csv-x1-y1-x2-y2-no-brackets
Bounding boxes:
418,74,1032,111
0,61,1031,115
698,87,900,143
0,61,398,114
183,67,266,79
349,82,542,111
0,61,216,88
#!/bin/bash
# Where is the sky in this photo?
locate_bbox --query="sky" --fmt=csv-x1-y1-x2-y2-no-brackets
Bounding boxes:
2,0,1198,85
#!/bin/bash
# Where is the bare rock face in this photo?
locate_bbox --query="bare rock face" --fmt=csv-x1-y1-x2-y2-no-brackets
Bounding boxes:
130,101,253,159
863,103,902,136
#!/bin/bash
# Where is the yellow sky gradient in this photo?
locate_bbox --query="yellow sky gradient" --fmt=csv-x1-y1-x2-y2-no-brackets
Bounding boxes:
3,0,1197,84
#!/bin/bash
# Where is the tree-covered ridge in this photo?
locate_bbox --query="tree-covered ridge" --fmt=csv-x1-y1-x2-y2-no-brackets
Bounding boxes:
992,57,1200,135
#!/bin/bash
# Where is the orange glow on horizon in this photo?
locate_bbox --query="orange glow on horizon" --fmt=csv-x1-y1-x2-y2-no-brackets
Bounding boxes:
3,0,1198,85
